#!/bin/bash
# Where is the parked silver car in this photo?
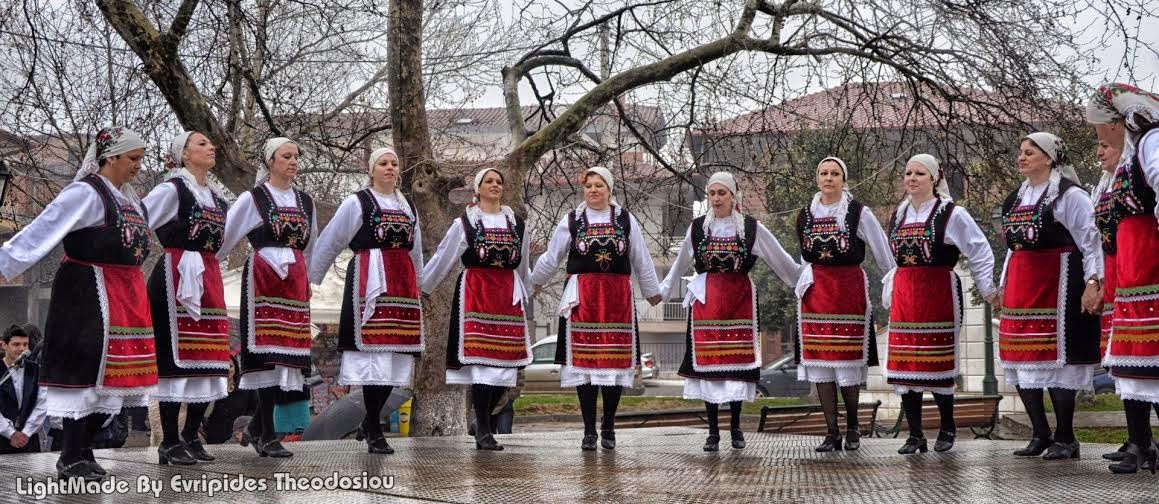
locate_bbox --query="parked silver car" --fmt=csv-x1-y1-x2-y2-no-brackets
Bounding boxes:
524,336,645,395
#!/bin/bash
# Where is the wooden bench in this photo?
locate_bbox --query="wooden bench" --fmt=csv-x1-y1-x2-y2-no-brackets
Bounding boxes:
872,394,1003,439
615,408,741,429
756,401,882,436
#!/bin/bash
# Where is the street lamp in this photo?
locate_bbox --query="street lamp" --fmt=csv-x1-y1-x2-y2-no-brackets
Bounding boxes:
982,206,1003,396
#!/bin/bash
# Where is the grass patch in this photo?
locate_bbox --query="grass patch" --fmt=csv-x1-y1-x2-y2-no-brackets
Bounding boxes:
1074,428,1159,444
1044,393,1123,413
514,394,812,416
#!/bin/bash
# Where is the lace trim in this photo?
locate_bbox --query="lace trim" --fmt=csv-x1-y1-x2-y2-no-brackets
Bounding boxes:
883,270,961,381
163,254,230,371
563,279,637,373
796,272,871,369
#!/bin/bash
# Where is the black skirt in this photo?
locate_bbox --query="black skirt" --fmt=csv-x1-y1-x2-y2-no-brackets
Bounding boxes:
40,262,104,387
1061,250,1101,365
336,256,422,357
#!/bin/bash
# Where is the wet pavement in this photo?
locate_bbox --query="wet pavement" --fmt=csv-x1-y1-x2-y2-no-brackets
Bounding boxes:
0,427,1154,503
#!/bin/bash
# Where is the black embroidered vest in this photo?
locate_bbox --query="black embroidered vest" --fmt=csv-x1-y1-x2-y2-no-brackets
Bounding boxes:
1095,178,1123,255
246,185,314,250
154,177,228,253
889,199,960,267
348,189,417,251
460,212,525,270
62,174,152,265
566,207,632,275
1001,178,1079,251
1111,136,1159,221
690,215,758,274
796,199,866,266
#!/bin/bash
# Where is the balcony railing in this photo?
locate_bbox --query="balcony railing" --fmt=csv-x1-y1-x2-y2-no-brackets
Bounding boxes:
637,301,688,322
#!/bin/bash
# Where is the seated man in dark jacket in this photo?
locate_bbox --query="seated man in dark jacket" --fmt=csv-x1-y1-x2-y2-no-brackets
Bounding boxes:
0,325,46,454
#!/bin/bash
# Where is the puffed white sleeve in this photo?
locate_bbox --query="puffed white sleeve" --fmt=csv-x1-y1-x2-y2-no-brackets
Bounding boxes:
420,218,467,293
1054,187,1103,280
216,191,261,262
20,386,47,437
753,221,802,287
856,206,897,272
303,203,320,271
627,214,661,299
0,182,104,280
142,181,179,230
1139,129,1159,220
999,250,1013,289
307,195,361,285
944,206,997,299
529,216,571,287
658,226,694,300
516,223,532,286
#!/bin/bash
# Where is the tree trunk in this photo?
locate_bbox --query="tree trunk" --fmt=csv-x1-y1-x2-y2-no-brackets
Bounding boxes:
388,0,464,437
97,0,252,193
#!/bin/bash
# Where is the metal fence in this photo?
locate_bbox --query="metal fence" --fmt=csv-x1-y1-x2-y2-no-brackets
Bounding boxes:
640,342,685,374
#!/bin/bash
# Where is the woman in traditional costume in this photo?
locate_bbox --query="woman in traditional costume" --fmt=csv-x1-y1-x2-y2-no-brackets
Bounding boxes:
658,172,800,451
883,154,998,454
308,147,424,455
997,132,1102,461
529,167,662,451
143,131,232,465
0,126,157,480
794,158,896,452
1087,82,1159,473
218,137,317,458
421,168,530,451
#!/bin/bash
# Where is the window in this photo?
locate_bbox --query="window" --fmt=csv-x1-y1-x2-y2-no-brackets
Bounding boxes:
532,343,556,363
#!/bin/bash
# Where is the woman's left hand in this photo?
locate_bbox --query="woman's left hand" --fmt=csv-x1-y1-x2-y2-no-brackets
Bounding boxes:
1081,282,1102,315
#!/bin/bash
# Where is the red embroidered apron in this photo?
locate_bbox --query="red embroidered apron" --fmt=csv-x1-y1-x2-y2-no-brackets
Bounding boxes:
165,249,230,369
886,266,959,382
355,248,423,352
799,265,869,368
1108,215,1159,367
248,251,312,355
84,258,159,391
690,272,758,372
998,247,1072,368
567,273,635,370
459,268,529,366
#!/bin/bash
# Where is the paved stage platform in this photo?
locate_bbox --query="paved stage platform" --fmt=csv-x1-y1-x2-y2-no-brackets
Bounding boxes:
0,427,1154,503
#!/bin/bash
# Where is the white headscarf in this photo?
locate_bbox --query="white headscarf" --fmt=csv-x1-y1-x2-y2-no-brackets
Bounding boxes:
811,156,855,231
164,131,233,202
575,166,620,215
701,171,746,241
77,126,147,209
367,146,414,221
256,137,297,187
1087,82,1159,139
1019,132,1080,204
466,167,516,227
894,153,953,223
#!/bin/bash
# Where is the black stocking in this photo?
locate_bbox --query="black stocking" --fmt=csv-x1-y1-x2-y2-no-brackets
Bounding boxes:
600,386,623,433
362,385,393,440
1047,388,1076,444
1017,386,1051,440
705,402,719,435
729,401,742,431
471,384,493,438
901,391,924,439
840,386,860,431
159,401,182,445
576,385,598,436
816,382,840,436
182,402,210,442
933,393,955,433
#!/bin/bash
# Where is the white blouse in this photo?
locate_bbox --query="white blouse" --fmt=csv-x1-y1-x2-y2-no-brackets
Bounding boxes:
142,171,224,319
1137,129,1159,220
0,175,137,280
420,211,530,305
308,189,423,285
891,199,997,299
999,181,1104,286
217,182,318,279
658,217,801,305
528,207,661,317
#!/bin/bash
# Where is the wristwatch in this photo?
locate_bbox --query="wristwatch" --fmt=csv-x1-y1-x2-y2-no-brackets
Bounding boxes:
1087,277,1101,287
